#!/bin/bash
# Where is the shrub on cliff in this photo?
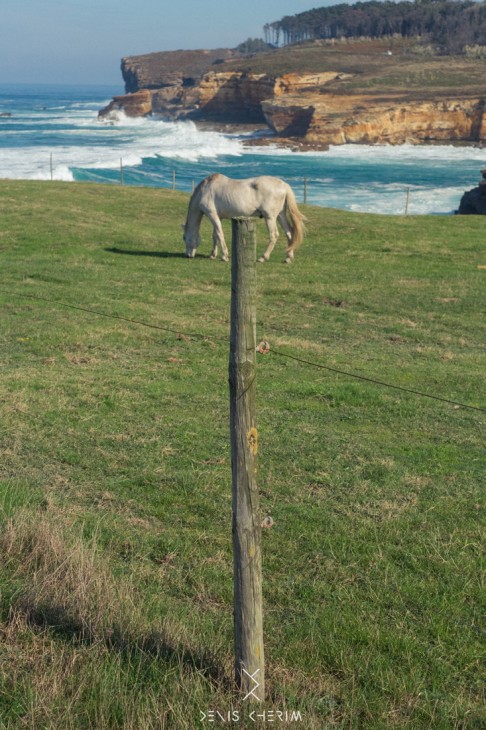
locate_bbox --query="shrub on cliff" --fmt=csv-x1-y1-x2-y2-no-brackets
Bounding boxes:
234,38,275,55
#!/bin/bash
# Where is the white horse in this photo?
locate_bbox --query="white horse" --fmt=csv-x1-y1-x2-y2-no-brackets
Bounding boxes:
183,173,305,263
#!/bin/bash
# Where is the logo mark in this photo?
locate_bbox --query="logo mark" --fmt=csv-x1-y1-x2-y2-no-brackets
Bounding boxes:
241,667,261,702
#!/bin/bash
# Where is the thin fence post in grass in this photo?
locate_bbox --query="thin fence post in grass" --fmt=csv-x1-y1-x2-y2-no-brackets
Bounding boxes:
229,217,265,703
120,158,124,186
405,187,410,215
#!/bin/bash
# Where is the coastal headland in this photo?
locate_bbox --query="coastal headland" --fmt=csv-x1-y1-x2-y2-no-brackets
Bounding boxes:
99,39,486,149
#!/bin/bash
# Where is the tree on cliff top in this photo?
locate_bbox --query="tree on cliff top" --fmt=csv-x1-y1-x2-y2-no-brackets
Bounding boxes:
263,0,486,54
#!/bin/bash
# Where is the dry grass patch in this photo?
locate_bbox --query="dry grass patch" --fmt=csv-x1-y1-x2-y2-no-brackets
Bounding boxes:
0,510,229,671
1,512,143,646
0,511,232,728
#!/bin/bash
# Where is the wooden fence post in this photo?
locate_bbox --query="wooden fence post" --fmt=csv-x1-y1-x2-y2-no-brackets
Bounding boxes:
229,217,265,703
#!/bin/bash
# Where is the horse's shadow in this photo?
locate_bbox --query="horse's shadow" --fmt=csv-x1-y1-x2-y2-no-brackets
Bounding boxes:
105,246,187,259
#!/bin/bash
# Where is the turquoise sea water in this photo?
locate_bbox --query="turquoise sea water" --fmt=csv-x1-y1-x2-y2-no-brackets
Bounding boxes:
1,82,485,214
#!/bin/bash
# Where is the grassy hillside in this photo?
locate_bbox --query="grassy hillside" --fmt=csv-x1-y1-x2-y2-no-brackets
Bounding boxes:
223,38,486,100
0,181,484,728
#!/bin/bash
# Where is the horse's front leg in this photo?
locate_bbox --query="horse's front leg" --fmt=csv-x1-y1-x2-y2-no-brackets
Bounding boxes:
258,217,279,263
206,211,229,262
210,228,219,260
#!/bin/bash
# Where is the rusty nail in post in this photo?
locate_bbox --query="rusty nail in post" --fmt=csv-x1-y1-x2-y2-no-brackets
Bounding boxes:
256,341,270,355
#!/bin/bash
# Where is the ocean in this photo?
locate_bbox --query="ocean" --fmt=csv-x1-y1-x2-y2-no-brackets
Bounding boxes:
1,82,485,215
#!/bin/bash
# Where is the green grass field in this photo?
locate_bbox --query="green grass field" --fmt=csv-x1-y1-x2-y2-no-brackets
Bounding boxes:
0,180,484,729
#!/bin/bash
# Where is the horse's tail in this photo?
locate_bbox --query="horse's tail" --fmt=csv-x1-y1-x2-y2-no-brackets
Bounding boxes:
285,184,306,253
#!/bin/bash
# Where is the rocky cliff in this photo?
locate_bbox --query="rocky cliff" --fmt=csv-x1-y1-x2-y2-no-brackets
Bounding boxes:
99,45,486,147
121,49,236,92
262,92,486,145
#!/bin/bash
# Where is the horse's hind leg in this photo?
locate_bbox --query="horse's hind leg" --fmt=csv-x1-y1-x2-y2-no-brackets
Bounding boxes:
278,211,294,263
258,217,279,263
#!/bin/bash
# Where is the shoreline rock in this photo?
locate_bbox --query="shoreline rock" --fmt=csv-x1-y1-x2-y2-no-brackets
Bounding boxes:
458,169,486,214
99,90,153,119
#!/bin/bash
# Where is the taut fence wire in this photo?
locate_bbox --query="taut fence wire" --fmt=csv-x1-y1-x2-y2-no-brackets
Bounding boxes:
3,289,485,416
8,291,223,342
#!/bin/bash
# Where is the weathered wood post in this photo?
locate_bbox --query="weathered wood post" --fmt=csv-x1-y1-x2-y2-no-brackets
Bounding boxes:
229,217,265,703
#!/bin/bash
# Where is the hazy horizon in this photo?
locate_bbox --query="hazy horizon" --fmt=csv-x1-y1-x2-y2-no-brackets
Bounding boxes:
3,0,322,86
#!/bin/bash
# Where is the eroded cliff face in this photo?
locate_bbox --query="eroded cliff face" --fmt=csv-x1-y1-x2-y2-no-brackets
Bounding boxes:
263,93,486,145
196,72,275,122
99,55,486,146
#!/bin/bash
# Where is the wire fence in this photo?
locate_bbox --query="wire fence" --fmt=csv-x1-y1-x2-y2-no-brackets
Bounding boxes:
48,155,416,214
5,290,485,416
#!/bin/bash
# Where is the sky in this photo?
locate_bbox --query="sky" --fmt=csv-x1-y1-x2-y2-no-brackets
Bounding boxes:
2,0,326,88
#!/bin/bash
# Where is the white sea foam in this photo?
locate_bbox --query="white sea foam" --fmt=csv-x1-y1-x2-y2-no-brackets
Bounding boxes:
325,142,486,162
0,113,244,181
0,146,75,181
345,185,466,215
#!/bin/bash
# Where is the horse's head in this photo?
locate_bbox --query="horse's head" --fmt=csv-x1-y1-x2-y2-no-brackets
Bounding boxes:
182,223,200,258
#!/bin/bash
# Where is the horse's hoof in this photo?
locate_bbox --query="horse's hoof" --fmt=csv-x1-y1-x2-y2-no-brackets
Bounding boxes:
257,256,266,264
221,257,229,263
284,257,292,264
